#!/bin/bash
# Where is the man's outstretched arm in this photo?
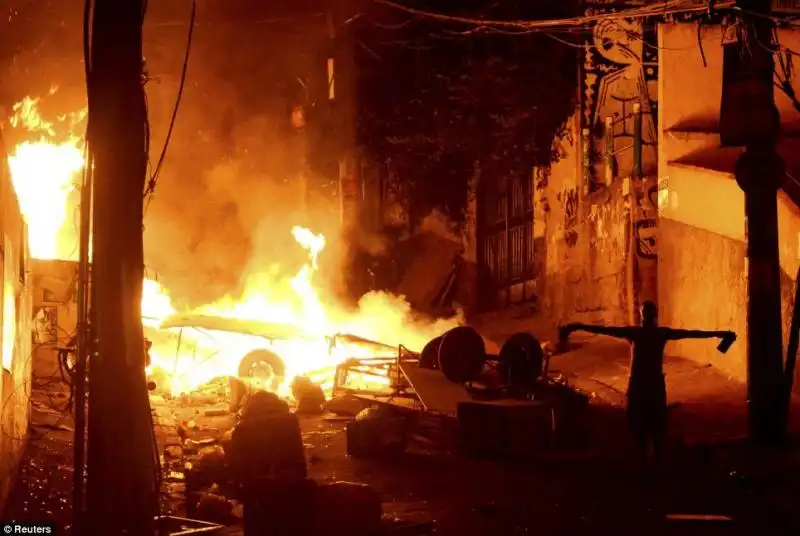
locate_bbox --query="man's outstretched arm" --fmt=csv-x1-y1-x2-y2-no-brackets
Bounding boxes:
665,329,735,341
559,322,637,342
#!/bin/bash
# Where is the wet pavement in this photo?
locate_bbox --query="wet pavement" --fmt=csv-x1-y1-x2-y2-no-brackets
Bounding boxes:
4,351,800,535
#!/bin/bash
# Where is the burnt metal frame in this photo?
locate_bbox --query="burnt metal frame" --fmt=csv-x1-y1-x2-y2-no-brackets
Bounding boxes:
331,344,421,406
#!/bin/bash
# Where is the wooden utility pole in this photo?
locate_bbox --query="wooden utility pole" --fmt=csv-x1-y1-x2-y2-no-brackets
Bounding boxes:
722,0,787,444
84,0,158,532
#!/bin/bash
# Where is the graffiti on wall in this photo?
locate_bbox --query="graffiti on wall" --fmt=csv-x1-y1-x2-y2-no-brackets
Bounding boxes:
581,9,659,186
565,230,579,248
631,177,663,259
563,188,579,225
634,219,657,259
557,187,580,248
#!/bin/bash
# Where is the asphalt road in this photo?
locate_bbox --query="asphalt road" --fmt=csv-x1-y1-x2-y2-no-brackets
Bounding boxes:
4,378,800,536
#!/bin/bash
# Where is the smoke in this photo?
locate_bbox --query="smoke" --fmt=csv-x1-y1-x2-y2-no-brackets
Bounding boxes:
140,16,341,307
336,290,464,352
142,124,322,308
352,228,390,258
1,1,464,344
417,209,463,243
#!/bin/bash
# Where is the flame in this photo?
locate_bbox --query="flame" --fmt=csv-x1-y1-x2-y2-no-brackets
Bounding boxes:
7,97,463,399
6,97,85,260
142,225,405,397
142,278,175,328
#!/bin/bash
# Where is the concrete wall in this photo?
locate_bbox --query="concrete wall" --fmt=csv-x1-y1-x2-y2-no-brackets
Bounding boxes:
0,132,32,511
660,24,800,137
538,14,662,327
658,22,800,385
542,114,632,326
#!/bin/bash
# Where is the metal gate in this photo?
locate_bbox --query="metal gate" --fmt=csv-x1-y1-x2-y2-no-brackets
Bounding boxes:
477,173,540,311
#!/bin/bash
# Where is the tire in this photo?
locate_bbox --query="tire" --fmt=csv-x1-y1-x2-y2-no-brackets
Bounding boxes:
230,349,286,412
418,336,443,370
237,349,286,392
498,332,544,395
438,326,486,384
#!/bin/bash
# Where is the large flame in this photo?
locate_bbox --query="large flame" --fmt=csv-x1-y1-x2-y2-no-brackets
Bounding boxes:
6,97,86,261
7,97,463,398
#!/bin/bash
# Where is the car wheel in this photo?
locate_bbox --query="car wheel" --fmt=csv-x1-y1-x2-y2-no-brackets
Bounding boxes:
230,349,286,412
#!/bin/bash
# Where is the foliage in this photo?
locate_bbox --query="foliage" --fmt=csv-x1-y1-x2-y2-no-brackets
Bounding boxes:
353,0,580,229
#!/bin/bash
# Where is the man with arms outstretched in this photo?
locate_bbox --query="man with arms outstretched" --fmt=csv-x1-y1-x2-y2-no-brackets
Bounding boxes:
559,300,736,468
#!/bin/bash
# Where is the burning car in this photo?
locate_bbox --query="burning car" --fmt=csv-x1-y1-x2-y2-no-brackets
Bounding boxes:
152,312,397,411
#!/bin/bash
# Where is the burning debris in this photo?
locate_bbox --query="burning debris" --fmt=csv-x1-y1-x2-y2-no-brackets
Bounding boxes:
6,96,463,412
153,384,390,535
291,376,326,415
7,95,472,533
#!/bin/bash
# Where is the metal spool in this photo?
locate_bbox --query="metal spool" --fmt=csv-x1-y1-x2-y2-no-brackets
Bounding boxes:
418,336,443,370
438,326,486,383
498,332,544,394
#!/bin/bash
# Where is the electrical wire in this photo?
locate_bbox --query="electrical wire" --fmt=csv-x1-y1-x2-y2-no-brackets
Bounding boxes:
144,0,196,202
360,6,727,54
372,0,731,31
147,12,324,28
770,30,800,114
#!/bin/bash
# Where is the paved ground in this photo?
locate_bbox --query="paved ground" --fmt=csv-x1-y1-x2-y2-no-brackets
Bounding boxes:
4,320,800,535
475,307,800,444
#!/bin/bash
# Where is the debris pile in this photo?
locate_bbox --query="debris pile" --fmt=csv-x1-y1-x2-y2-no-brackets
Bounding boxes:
151,385,391,535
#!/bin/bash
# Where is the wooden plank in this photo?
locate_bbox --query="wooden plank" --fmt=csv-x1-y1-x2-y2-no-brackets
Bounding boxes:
399,363,472,416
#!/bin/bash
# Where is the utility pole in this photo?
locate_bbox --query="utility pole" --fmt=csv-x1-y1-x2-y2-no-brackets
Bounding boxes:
84,0,158,533
722,0,787,444
330,1,362,298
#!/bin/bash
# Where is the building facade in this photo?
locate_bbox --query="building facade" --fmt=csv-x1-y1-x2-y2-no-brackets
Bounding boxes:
0,126,33,511
538,9,800,387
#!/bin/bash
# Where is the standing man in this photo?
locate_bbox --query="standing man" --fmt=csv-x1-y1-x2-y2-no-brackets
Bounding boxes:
559,300,736,468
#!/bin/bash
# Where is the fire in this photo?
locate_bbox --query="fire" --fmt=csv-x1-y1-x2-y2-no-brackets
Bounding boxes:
5,97,86,261
7,97,463,400
142,225,404,397
142,278,175,328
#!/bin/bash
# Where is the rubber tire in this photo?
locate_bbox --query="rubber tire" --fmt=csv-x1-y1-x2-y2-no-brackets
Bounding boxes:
498,332,544,394
418,336,443,370
438,326,486,384
230,349,286,413
237,349,286,392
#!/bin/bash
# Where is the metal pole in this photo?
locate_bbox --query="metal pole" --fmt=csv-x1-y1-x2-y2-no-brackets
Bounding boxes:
725,1,787,444
604,116,614,186
633,102,642,180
